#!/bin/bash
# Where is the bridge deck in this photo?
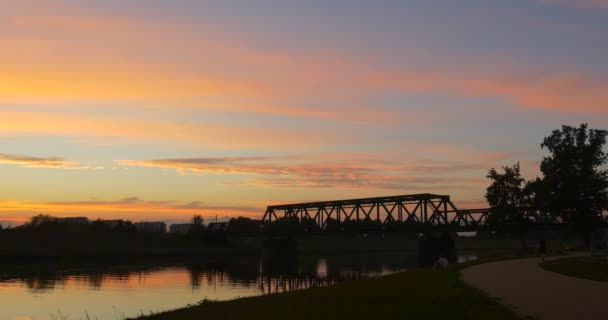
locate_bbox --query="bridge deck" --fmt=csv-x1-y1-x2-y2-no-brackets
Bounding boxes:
267,193,450,210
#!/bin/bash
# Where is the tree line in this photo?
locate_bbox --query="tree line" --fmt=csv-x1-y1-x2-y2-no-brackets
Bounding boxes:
0,214,262,235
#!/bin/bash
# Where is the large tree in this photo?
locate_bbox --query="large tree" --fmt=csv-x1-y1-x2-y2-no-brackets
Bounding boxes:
540,123,608,245
486,163,529,248
188,214,205,237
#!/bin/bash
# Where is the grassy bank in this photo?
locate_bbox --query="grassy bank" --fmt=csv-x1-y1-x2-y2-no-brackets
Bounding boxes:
541,254,608,282
133,263,521,320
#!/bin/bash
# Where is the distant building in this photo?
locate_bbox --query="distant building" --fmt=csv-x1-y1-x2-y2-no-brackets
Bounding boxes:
207,222,229,232
134,221,166,233
100,219,123,229
57,217,90,225
169,223,193,235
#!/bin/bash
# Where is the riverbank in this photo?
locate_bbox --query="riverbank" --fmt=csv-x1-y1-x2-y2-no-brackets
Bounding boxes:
132,260,521,320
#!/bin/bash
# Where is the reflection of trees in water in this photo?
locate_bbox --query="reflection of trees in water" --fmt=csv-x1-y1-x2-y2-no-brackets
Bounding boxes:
186,258,260,290
24,277,64,292
257,271,369,294
184,256,347,294
15,268,154,293
87,273,104,288
316,253,417,276
256,254,401,294
188,266,233,290
11,253,414,294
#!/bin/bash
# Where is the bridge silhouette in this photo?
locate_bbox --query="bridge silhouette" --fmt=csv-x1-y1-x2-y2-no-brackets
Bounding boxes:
261,193,566,232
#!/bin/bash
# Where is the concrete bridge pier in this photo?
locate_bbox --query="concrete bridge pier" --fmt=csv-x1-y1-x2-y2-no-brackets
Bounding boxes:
417,232,457,267
262,236,298,276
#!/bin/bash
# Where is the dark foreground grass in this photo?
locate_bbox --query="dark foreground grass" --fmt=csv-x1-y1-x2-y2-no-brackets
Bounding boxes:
133,266,520,320
541,255,608,282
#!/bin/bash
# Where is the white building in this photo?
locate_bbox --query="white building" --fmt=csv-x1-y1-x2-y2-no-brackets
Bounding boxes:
57,217,90,225
169,223,193,235
134,221,166,233
207,222,228,232
100,219,123,229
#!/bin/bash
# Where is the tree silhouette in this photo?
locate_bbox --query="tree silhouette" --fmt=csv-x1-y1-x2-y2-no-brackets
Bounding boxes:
114,220,136,232
227,217,260,234
188,214,205,238
485,163,529,248
192,214,204,226
23,214,59,230
539,123,608,246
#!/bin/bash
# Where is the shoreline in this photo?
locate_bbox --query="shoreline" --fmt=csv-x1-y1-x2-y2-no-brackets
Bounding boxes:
129,256,524,320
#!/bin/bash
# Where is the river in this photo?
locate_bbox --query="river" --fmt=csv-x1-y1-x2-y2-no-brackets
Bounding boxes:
0,252,478,320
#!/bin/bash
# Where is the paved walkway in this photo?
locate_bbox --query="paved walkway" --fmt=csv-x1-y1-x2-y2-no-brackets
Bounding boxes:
461,254,608,319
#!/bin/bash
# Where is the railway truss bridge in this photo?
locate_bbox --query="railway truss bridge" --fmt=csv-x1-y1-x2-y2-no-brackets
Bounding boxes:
261,193,595,232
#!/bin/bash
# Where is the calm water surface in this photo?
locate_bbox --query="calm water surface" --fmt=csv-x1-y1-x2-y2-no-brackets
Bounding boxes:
0,252,477,320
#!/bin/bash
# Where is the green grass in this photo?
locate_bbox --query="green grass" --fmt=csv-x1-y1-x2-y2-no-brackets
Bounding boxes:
541,255,608,282
133,265,521,320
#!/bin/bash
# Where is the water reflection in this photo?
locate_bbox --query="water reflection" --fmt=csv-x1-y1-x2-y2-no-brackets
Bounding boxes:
0,253,475,320
8,253,427,294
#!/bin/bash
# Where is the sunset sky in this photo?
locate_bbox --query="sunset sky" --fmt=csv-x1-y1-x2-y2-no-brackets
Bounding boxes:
1,0,607,226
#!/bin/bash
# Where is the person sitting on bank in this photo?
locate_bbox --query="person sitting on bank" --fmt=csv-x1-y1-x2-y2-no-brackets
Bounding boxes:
434,255,449,269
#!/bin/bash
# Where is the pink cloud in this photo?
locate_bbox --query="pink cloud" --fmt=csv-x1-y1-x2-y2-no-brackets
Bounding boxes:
115,147,521,191
367,69,608,114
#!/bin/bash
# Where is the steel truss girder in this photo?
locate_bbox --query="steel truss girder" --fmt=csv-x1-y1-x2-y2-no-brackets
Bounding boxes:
260,193,607,232
262,193,462,230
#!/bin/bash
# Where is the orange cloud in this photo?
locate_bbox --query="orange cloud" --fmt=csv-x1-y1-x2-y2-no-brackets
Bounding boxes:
0,63,267,101
0,153,73,168
0,153,101,170
1,1,605,119
0,111,337,149
0,4,275,105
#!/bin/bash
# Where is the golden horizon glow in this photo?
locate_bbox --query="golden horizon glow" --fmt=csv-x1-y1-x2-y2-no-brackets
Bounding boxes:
0,0,606,226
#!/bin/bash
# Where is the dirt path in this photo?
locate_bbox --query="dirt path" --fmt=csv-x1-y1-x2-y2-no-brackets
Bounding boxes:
461,255,608,319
